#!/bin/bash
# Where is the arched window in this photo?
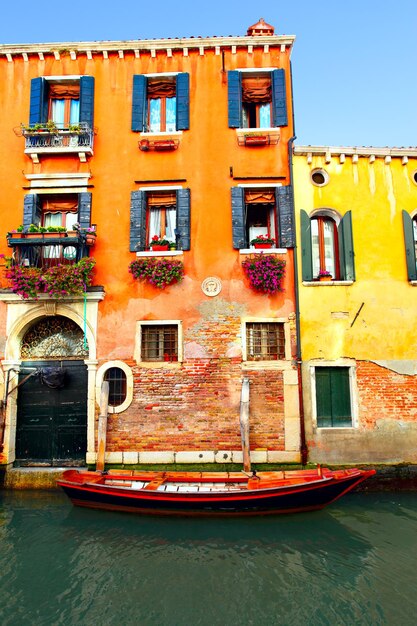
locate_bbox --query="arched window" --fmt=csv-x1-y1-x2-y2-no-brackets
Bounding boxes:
104,367,127,408
311,215,339,279
96,361,133,414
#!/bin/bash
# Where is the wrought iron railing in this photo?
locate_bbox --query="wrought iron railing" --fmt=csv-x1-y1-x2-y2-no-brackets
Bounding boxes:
6,233,94,269
22,123,94,151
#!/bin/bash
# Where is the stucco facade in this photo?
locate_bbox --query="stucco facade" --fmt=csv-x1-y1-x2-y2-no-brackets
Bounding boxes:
293,146,417,463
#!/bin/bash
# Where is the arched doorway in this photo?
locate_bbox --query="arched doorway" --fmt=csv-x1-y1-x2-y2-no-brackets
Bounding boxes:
15,316,89,467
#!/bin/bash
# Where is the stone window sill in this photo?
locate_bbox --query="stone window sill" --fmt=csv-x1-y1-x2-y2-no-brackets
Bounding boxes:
303,280,354,286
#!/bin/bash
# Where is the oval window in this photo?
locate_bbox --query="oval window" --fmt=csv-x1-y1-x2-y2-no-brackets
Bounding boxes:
104,367,127,408
311,169,329,186
412,170,417,186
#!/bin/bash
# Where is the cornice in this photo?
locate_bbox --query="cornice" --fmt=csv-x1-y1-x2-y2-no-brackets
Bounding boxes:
294,145,417,159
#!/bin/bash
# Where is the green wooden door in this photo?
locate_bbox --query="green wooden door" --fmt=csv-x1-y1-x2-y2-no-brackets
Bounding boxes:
15,360,87,466
315,367,352,427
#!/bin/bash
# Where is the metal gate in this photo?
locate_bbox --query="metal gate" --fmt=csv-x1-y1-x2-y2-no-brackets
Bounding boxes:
15,360,87,466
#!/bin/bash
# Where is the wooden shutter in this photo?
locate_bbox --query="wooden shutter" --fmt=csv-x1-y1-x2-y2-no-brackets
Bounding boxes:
23,194,42,228
271,69,287,127
338,211,355,281
300,210,313,281
228,71,242,129
316,367,352,428
276,185,295,248
78,193,92,229
132,75,147,132
231,187,246,249
176,73,190,131
130,191,146,252
29,77,48,125
79,76,95,128
402,210,417,281
176,188,191,250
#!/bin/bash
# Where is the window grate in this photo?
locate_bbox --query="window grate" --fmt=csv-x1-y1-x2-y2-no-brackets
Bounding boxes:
141,325,178,362
104,367,127,407
246,322,285,360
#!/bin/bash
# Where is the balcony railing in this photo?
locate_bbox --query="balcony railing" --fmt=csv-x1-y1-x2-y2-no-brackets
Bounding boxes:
21,123,94,162
7,232,95,269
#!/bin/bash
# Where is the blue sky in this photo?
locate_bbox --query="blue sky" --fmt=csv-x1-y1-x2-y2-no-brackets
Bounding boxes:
1,0,416,147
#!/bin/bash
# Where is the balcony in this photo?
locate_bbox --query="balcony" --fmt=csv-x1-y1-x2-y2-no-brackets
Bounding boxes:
7,230,96,268
20,123,94,163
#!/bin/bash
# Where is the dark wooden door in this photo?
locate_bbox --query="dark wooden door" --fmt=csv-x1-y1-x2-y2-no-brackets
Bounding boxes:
15,360,87,466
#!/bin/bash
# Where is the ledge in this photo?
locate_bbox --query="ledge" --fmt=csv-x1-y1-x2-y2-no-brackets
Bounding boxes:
135,250,184,257
302,280,354,286
239,248,287,255
0,288,105,303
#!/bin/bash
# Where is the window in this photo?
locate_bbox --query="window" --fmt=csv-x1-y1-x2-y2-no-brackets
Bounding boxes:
104,367,127,408
246,322,285,361
315,367,353,427
402,210,417,281
231,185,295,249
228,69,287,129
300,210,355,281
141,324,178,362
29,76,94,130
130,188,191,252
132,73,190,133
42,195,79,261
311,169,329,187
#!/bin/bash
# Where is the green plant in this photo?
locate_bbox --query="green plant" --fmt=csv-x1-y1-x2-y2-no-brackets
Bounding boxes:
17,225,24,232
150,235,170,247
68,123,82,133
6,257,95,300
250,234,276,245
46,225,67,233
242,254,286,294
27,224,40,233
129,258,184,289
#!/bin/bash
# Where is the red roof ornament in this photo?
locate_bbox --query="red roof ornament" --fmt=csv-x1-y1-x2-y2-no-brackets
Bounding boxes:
247,18,275,37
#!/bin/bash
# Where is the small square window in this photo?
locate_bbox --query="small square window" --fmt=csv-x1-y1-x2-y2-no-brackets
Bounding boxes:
141,324,178,362
246,322,285,360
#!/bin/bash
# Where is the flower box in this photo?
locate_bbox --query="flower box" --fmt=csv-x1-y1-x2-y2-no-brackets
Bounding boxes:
85,234,97,246
151,244,169,251
319,275,332,282
8,232,24,239
154,140,176,151
245,135,269,146
254,243,273,249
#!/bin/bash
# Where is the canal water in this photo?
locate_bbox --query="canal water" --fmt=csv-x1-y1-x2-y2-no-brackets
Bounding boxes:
0,490,416,626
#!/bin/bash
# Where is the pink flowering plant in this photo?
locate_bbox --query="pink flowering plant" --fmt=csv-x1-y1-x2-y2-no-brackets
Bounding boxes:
242,254,286,294
250,234,276,245
129,258,184,289
318,269,332,277
6,257,95,299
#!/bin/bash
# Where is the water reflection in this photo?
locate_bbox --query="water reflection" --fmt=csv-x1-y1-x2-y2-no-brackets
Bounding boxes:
0,491,416,626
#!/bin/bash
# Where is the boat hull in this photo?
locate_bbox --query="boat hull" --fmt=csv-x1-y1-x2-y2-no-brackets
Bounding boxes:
58,469,375,516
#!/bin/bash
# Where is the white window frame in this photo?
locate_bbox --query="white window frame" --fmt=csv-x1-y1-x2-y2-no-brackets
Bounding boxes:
310,359,359,430
95,360,133,414
241,317,291,363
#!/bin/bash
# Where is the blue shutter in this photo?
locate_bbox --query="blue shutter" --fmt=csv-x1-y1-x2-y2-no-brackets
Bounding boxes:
231,187,246,248
271,69,288,127
176,189,191,250
228,71,242,129
176,73,190,131
300,210,313,281
29,77,48,125
130,191,146,251
276,185,295,248
78,193,92,229
79,76,95,128
402,210,417,281
338,211,355,281
23,194,42,228
132,75,147,132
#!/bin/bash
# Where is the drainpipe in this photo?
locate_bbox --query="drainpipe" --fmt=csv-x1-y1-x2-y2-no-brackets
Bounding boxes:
288,60,308,465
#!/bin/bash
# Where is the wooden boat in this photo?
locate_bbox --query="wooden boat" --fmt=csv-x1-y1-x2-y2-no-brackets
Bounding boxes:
57,466,376,517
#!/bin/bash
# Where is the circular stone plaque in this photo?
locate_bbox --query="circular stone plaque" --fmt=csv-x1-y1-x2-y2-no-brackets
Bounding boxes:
201,276,222,297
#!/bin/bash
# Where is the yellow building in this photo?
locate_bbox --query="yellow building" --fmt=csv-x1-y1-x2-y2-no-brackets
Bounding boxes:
294,146,417,464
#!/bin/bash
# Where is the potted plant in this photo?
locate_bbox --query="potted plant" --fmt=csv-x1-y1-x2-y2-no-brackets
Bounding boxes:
242,254,286,294
26,224,41,238
250,235,276,249
129,258,184,289
7,225,25,239
149,236,170,251
318,270,333,281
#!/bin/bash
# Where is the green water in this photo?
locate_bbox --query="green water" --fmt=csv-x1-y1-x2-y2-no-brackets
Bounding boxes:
0,490,416,626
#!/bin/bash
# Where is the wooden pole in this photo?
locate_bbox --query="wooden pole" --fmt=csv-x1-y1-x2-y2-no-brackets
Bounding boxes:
240,377,251,473
96,381,109,472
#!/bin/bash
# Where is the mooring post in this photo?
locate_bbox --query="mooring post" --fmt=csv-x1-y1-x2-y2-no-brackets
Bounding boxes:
96,381,109,472
240,377,251,473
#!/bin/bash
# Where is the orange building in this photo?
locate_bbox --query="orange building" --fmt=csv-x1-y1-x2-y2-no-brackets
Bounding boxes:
0,19,301,469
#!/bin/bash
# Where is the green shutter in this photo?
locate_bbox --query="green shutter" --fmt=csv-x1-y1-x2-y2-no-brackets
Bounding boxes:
176,73,190,131
271,69,288,127
338,211,355,281
300,210,313,281
130,191,146,252
176,188,191,250
79,76,95,128
231,187,246,249
402,210,417,281
23,194,42,228
316,367,352,428
29,77,48,125
228,71,242,129
132,75,147,132
276,185,295,248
